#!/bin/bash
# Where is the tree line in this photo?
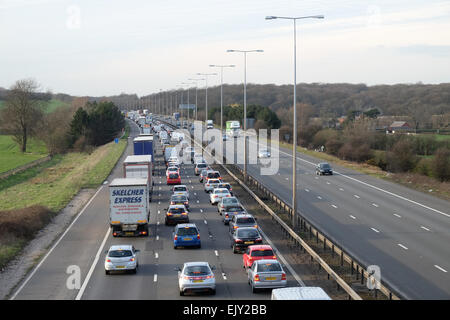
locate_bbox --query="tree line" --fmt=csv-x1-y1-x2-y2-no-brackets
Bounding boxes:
0,79,125,155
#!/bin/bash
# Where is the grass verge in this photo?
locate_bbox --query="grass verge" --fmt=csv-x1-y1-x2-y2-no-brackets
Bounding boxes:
0,139,127,269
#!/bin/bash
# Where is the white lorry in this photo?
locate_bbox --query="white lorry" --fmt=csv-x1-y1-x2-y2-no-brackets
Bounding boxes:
206,119,214,129
109,178,150,237
123,155,153,200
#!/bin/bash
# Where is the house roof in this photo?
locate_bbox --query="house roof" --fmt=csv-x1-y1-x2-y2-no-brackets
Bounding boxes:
389,121,410,128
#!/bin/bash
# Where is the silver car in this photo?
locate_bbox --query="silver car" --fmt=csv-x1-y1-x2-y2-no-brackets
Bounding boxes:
104,245,140,274
247,259,287,293
177,262,216,296
204,179,221,193
217,196,240,214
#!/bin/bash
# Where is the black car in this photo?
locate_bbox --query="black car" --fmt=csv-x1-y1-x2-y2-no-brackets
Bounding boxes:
165,205,189,226
230,227,262,253
315,162,333,175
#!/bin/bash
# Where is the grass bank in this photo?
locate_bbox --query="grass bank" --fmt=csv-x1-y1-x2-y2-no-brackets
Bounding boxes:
0,139,127,269
0,135,48,174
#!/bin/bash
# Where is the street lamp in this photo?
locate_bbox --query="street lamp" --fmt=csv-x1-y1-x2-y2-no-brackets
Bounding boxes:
196,73,217,124
188,78,205,121
209,64,235,133
182,82,196,122
265,14,324,229
227,49,263,182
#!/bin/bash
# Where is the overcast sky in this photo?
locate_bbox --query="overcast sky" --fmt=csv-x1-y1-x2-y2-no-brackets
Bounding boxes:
1,0,449,96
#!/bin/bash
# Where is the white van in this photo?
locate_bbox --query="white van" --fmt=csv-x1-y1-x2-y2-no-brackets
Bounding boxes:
271,287,331,300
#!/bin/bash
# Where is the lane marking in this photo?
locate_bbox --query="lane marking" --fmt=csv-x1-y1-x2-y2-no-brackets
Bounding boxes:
434,265,447,273
393,213,402,218
304,189,310,192
200,209,203,213
204,220,208,225
214,250,219,256
331,205,338,209
354,195,360,199
349,215,356,220
154,274,158,282
371,228,380,233
398,244,408,250
339,188,344,191
273,144,450,218
326,181,331,185
222,273,227,280
372,203,379,208
10,185,105,300
157,221,160,226
75,226,110,300
155,252,159,259
420,226,430,232
317,196,322,200
197,200,200,203
156,235,159,240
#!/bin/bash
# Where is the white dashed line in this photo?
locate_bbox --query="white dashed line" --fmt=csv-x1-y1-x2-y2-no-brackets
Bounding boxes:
317,196,322,199
157,221,160,226
214,250,219,256
354,195,360,199
349,215,356,220
398,244,408,250
155,252,159,259
200,209,203,213
371,228,380,233
154,274,158,282
158,210,160,214
304,189,310,192
222,273,227,280
197,200,200,203
331,205,338,208
434,265,448,273
420,226,430,231
372,203,379,208
156,235,159,241
393,214,402,218
339,188,344,191
204,220,208,225
326,181,331,185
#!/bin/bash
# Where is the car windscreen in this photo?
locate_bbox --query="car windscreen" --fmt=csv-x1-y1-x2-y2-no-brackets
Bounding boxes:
236,217,256,224
174,187,186,192
236,229,259,238
227,207,244,213
171,195,187,202
224,198,238,204
214,189,229,194
177,228,198,236
169,174,179,179
184,266,210,276
251,249,274,257
208,180,220,184
197,164,207,168
208,172,221,178
169,208,185,214
108,250,132,257
321,164,331,169
257,262,282,272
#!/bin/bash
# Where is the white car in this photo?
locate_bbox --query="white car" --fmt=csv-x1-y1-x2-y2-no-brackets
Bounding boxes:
204,179,221,193
177,262,216,296
173,185,189,199
166,166,180,176
210,188,231,205
104,245,139,274
258,148,271,158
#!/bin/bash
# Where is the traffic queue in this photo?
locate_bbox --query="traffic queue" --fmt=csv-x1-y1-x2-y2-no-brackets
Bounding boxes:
104,116,288,297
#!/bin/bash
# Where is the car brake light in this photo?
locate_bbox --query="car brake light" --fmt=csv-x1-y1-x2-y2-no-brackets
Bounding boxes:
130,258,135,262
171,201,175,205
233,226,238,229
106,259,111,262
254,225,258,229
184,202,188,205
281,273,286,281
225,213,229,217
272,256,277,259
167,212,172,216
254,274,260,282
182,212,187,215
197,234,200,240
235,239,243,243
205,275,214,279
174,235,178,240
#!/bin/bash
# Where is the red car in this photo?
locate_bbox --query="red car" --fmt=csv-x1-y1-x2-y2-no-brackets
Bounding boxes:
167,172,181,185
242,245,277,269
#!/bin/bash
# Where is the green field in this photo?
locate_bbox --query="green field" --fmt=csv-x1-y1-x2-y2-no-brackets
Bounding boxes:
0,135,48,174
0,99,69,114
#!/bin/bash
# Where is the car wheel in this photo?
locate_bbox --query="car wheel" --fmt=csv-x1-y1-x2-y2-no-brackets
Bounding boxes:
131,268,137,274
174,245,177,249
105,270,110,275
197,244,201,249
179,290,184,296
252,286,258,293
232,245,237,254
211,289,216,295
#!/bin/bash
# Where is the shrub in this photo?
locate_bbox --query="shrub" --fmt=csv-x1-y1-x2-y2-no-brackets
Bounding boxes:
325,137,343,156
386,139,417,172
431,148,450,181
312,129,336,148
414,158,433,176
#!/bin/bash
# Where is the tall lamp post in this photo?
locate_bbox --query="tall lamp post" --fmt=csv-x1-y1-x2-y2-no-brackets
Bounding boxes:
265,14,324,229
227,49,263,182
188,78,205,121
209,64,235,133
196,73,217,124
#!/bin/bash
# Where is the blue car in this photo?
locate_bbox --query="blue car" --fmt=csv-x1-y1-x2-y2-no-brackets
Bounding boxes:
173,224,201,249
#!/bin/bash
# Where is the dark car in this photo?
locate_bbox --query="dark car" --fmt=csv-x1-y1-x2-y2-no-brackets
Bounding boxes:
229,214,258,234
170,194,190,210
223,206,247,225
165,205,189,226
315,162,333,175
230,227,262,253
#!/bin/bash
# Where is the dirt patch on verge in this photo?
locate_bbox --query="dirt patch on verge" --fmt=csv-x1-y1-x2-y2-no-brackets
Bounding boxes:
0,188,97,300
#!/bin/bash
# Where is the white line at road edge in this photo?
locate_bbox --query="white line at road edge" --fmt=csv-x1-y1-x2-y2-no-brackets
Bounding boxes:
274,145,450,218
258,228,305,287
434,265,447,273
10,185,105,300
76,226,110,300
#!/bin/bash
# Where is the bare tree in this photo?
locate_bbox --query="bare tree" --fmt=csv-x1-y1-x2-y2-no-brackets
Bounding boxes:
0,79,44,152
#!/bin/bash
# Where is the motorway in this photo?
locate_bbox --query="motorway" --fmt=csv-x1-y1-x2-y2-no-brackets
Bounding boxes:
205,126,450,299
9,120,299,300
